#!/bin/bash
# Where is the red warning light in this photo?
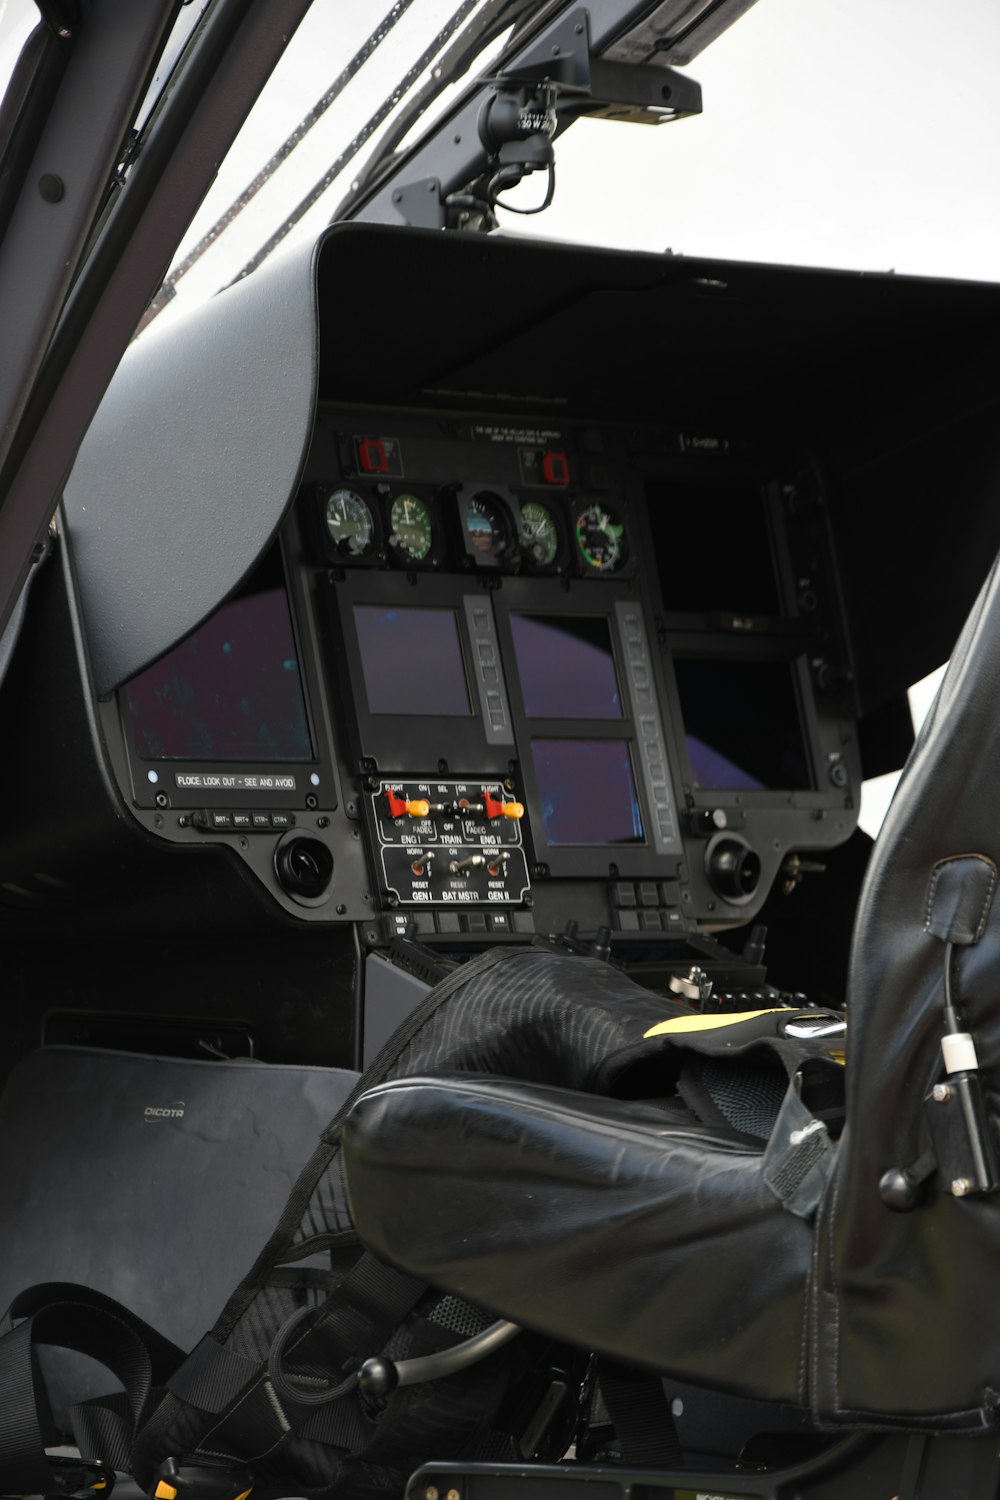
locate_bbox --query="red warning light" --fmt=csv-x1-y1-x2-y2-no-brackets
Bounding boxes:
541,450,570,485
358,437,389,473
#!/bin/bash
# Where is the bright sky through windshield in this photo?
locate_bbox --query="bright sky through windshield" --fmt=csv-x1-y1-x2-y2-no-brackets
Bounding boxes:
6,2,995,327
142,0,1000,332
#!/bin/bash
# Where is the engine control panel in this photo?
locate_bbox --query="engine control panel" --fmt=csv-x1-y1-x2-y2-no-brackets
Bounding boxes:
370,779,530,907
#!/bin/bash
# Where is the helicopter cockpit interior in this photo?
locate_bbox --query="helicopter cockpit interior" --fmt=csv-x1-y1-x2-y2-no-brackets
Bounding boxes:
1,219,998,1072
3,3,1000,1498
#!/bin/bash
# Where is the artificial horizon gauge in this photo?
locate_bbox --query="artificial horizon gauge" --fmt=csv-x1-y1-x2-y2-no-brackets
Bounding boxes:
519,499,560,568
575,500,628,573
463,491,511,564
388,492,434,563
324,488,377,559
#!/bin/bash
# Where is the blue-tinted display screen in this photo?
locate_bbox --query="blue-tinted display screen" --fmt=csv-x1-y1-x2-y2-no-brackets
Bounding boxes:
355,605,471,717
674,657,812,790
124,588,313,762
532,739,644,845
510,613,622,719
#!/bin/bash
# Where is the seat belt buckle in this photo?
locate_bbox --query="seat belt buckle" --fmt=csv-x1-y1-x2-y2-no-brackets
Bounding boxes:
149,1458,253,1500
44,1457,117,1500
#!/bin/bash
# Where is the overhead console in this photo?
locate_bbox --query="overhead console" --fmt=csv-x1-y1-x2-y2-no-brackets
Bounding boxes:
18,221,1000,963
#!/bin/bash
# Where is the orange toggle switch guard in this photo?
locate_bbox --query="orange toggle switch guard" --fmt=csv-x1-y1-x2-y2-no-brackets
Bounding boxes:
385,789,430,819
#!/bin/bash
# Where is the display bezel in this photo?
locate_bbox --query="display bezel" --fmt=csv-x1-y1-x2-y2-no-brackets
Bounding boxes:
117,553,336,811
664,636,820,799
329,571,516,778
493,577,683,880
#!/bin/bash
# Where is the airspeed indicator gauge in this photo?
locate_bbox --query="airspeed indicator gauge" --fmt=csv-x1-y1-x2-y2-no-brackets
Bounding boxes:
388,492,434,564
324,488,377,560
575,501,628,574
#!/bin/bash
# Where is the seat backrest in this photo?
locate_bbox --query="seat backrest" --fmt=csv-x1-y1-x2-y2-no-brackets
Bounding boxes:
814,552,1000,1425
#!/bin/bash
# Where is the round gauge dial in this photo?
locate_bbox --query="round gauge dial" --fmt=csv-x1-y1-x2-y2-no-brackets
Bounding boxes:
389,493,434,563
519,500,560,568
325,488,375,558
575,501,627,573
464,491,510,562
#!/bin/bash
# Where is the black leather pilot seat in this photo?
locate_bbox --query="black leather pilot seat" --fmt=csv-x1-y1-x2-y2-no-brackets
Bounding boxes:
341,549,1000,1434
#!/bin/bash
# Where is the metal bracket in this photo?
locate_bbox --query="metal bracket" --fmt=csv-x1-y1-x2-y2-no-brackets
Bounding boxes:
390,177,446,230
491,10,702,124
386,9,701,228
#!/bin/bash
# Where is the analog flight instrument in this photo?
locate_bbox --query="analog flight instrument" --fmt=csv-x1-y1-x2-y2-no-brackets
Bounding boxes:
463,491,511,565
389,492,434,563
575,501,628,573
519,500,560,568
324,488,376,559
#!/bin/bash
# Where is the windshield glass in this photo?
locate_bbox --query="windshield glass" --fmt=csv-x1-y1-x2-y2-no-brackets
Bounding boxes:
145,0,999,338
153,1,523,329
0,0,36,99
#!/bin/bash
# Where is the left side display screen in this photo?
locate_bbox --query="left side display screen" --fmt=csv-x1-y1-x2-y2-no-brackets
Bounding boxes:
124,588,313,762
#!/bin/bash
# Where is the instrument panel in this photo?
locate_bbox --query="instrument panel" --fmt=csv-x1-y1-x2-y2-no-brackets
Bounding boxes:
108,403,861,943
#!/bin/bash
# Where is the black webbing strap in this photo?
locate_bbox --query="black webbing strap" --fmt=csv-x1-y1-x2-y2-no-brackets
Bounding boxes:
0,1284,183,1492
193,1253,427,1463
71,1390,164,1473
167,1336,261,1413
598,1360,684,1470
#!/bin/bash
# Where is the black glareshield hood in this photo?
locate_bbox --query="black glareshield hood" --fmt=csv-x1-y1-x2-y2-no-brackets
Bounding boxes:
63,221,1000,717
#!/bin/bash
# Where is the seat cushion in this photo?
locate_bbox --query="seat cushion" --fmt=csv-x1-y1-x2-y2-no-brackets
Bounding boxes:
342,1073,814,1405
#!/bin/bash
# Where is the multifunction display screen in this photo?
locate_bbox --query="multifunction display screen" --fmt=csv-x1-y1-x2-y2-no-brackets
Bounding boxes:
646,479,782,617
124,588,313,762
510,613,623,719
354,605,471,717
674,657,812,791
532,739,644,845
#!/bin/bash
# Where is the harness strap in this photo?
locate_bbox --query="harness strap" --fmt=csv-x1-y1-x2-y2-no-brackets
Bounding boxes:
599,1360,684,1470
0,1284,183,1492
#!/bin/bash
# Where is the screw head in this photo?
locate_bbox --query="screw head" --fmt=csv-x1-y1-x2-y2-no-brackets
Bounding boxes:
447,1491,461,1500
933,1084,953,1103
38,173,64,202
952,1177,972,1198
425,1489,439,1500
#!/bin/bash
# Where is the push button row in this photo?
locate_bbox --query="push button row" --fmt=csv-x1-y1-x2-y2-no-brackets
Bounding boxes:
193,810,296,833
612,879,680,909
614,908,686,933
385,909,536,939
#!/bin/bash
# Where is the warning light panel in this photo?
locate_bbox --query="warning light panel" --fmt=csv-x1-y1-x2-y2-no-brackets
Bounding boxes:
354,435,404,477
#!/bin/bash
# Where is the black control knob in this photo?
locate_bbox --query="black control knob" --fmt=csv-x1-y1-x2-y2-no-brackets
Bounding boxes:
707,837,761,903
275,837,334,899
